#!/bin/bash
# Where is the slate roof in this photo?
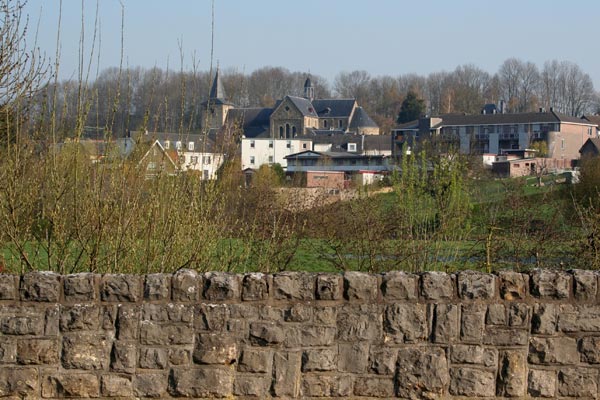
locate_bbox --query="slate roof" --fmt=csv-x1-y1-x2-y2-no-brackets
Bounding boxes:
280,96,318,118
582,115,600,127
312,99,356,118
226,108,273,138
349,106,378,129
363,135,392,152
209,69,226,100
432,110,592,126
580,138,600,155
134,131,218,152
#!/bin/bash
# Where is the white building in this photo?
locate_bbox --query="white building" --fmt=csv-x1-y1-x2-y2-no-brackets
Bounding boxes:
241,137,312,170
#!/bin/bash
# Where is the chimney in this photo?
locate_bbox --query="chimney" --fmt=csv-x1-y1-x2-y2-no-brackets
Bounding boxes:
499,100,505,114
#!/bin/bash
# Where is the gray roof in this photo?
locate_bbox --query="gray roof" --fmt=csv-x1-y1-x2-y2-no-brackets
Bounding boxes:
280,96,318,117
432,110,592,127
284,150,384,160
209,68,226,100
226,108,273,138
135,131,218,152
299,131,363,153
363,135,392,152
349,106,378,129
312,99,356,118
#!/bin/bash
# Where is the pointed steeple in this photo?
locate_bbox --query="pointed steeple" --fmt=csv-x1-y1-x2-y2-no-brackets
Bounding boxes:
303,75,314,102
209,67,226,101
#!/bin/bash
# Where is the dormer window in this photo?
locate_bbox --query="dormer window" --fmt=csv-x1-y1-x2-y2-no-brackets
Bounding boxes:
188,141,194,151
164,140,170,149
348,143,357,152
175,141,182,150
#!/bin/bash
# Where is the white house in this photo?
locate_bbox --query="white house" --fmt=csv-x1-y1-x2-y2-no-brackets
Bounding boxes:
241,137,312,170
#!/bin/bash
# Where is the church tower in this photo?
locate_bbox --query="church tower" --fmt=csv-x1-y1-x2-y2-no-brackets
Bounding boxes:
201,68,234,130
303,76,314,102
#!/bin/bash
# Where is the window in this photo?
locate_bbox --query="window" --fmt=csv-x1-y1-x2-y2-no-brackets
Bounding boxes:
514,164,520,168
302,143,307,149
203,170,209,180
164,140,170,149
292,126,297,136
148,162,156,170
286,141,291,149
286,124,290,138
269,141,273,148
250,140,255,148
190,156,198,164
279,126,284,138
203,156,211,164
250,156,255,165
175,141,182,150
348,143,357,152
188,141,194,151
268,155,274,164
324,120,328,128
561,138,565,150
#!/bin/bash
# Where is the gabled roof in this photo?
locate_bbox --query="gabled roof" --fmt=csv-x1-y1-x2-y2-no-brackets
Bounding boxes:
432,110,593,127
582,115,600,127
312,99,356,118
284,150,383,160
276,96,318,118
363,135,392,152
226,107,273,138
580,138,600,155
349,106,378,129
133,131,218,152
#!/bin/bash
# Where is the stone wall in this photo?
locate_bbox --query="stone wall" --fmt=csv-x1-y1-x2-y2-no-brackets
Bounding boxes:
0,269,599,398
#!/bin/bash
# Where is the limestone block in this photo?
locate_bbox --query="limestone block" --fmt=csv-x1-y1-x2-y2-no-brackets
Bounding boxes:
314,306,337,325
169,348,191,366
138,347,168,369
60,304,100,332
0,274,17,300
381,271,418,300
16,338,58,365
559,305,600,332
508,303,530,327
580,336,600,364
203,272,240,301
139,323,193,345
241,272,269,301
0,339,16,364
558,367,598,397
483,327,528,346
498,270,528,300
301,374,353,397
141,303,192,323
336,304,382,342
101,274,141,302
63,273,97,302
285,325,336,348
449,367,496,397
171,269,200,302
144,273,170,301
249,322,285,346
384,303,427,343
285,303,312,322
433,304,458,343
528,369,556,398
497,350,527,397
20,271,60,302
238,348,272,373
302,348,337,372
573,269,598,301
421,271,454,300
234,375,269,397
316,273,342,300
354,376,395,397
272,351,302,398
273,272,314,300
528,337,579,365
110,341,136,373
193,333,237,365
101,374,133,397
460,303,486,342
0,306,48,335
530,269,570,299
338,342,369,373
450,344,497,367
486,303,506,325
61,332,112,370
42,373,99,398
116,304,140,340
532,303,557,334
344,271,378,301
458,270,496,299
369,347,397,375
133,372,168,398
194,303,229,331
396,347,450,399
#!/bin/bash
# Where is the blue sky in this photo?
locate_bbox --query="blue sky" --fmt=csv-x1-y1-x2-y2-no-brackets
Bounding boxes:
25,0,600,87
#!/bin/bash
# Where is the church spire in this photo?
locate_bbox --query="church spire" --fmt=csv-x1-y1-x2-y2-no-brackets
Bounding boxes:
303,75,314,102
209,66,226,101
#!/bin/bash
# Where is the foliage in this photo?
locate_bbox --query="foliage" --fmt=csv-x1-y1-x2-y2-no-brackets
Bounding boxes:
396,90,425,124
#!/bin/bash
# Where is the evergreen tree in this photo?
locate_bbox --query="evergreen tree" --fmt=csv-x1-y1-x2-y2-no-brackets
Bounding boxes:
397,91,426,124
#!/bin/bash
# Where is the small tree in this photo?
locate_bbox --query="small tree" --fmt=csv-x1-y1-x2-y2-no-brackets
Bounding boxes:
396,90,426,124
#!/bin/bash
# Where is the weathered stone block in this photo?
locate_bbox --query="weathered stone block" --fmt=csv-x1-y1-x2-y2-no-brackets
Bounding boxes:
529,337,579,365
421,271,454,300
238,348,272,373
302,348,337,372
101,305,117,330
381,271,418,300
483,327,528,346
285,325,337,348
194,303,229,331
134,372,168,398
580,336,600,364
234,375,269,397
170,367,234,397
0,306,44,335
316,273,342,300
272,351,302,398
140,323,193,345
433,303,458,343
337,304,382,341
370,347,397,375
0,339,16,364
396,347,449,399
532,303,557,334
498,270,528,300
450,344,497,367
509,303,530,327
241,272,269,301
171,269,199,301
301,374,353,397
193,333,237,365
573,269,598,301
344,271,378,301
338,342,369,373
203,272,240,301
559,304,600,332
110,341,136,373
169,348,191,366
101,274,141,302
61,332,112,370
249,322,285,345
142,303,192,323
101,374,133,397
138,347,168,369
20,271,60,302
354,376,395,397
384,303,427,343
0,274,17,300
0,368,37,397
60,304,100,332
42,373,99,398
497,350,526,397
273,272,315,300
530,269,570,299
16,338,58,365
528,369,556,397
449,367,496,397
285,303,312,322
458,271,496,299
116,304,140,340
558,367,598,397
144,273,170,301
460,303,486,342
63,273,97,302
314,306,337,325
486,303,506,325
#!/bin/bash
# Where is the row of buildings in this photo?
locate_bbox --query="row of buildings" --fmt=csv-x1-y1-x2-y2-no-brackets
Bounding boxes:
72,70,600,187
